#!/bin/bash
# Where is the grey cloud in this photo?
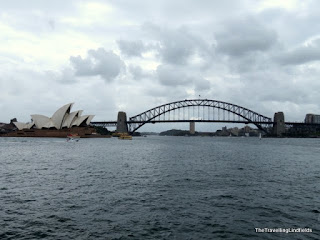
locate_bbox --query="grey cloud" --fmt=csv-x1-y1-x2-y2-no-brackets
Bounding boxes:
160,29,196,65
145,86,189,100
129,65,151,80
0,0,76,34
195,78,211,91
277,38,320,65
3,0,320,126
117,40,146,57
235,70,316,105
49,68,78,85
108,0,247,26
215,17,277,56
143,23,209,65
226,53,274,73
156,64,211,91
1,12,57,33
1,0,75,11
48,19,55,30
156,65,190,86
70,48,125,82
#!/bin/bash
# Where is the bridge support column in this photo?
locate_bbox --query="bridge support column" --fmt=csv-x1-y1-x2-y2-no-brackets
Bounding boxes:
273,112,285,136
116,111,128,133
190,121,195,135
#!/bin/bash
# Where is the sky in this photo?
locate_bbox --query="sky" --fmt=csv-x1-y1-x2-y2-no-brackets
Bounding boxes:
1,0,320,131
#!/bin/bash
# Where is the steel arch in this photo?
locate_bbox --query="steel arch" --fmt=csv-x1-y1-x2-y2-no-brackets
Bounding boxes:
128,99,272,133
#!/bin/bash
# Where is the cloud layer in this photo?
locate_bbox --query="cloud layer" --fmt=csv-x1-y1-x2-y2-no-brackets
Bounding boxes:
70,48,125,82
1,0,320,131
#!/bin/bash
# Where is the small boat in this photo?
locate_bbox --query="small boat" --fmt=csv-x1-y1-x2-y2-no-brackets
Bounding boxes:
259,133,262,140
67,133,80,140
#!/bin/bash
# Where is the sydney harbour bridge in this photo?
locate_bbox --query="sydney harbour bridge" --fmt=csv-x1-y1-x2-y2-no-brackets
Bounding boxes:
91,99,318,136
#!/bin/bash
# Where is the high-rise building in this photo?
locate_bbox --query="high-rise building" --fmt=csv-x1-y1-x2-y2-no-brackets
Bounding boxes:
305,114,320,124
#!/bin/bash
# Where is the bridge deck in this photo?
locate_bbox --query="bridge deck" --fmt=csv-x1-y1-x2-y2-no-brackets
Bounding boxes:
91,120,320,126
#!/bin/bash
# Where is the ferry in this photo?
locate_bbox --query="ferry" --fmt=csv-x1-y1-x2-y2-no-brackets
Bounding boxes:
118,133,132,140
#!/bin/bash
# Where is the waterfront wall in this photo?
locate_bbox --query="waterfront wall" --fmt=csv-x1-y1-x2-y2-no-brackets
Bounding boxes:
1,126,96,138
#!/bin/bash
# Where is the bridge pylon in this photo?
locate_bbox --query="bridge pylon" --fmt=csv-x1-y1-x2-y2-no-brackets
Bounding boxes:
273,112,285,136
190,122,195,135
116,111,128,133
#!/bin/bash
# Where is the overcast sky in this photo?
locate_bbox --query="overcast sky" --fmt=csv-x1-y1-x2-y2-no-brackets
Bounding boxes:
1,0,320,131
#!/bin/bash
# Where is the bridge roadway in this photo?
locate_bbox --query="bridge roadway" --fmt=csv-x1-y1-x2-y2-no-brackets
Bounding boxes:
91,120,319,126
92,120,273,125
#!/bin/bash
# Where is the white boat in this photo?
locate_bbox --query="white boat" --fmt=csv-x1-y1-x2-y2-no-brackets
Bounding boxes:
67,138,79,142
67,133,80,141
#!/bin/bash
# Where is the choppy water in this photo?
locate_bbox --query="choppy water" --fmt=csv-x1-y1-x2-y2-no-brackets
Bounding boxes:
1,136,320,239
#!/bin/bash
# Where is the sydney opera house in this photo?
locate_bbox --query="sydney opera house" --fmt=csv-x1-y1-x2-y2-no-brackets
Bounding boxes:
3,103,97,137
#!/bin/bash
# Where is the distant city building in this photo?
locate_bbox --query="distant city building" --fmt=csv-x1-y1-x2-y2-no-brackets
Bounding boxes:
304,114,320,124
233,126,261,137
229,127,239,136
0,118,17,133
12,103,94,130
243,126,251,133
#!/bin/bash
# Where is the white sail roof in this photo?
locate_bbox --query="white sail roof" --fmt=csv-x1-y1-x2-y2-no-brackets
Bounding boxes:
77,110,83,116
26,122,35,129
14,103,92,130
13,122,29,130
86,115,95,125
62,111,78,128
69,110,83,127
51,103,74,129
31,115,55,129
72,115,90,127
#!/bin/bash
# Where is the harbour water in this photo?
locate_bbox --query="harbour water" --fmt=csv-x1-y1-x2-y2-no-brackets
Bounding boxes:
1,136,320,239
